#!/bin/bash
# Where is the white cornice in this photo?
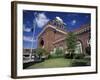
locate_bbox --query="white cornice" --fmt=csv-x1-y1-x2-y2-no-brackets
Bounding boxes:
38,24,67,39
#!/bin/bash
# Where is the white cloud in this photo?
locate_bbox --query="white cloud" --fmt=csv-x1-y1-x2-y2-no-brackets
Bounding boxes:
23,24,31,32
35,13,49,28
71,20,76,25
56,16,67,25
23,36,37,42
24,27,31,32
56,16,63,23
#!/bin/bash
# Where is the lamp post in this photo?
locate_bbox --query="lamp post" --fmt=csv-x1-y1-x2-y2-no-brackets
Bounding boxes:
30,13,37,61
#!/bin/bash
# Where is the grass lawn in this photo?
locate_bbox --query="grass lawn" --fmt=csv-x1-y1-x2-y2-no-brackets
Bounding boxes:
26,58,73,69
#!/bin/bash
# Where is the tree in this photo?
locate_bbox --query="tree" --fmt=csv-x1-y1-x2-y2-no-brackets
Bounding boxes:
65,32,77,57
36,48,48,58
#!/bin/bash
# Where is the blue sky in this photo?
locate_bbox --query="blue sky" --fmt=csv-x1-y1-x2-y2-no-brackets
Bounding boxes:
23,10,91,49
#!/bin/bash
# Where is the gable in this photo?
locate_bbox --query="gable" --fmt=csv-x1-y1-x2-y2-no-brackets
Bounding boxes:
38,24,67,39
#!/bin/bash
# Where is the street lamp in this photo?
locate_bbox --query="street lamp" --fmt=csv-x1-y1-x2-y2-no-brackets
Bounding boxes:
30,13,37,61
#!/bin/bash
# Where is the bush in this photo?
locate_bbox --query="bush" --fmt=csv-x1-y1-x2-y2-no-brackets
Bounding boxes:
64,54,73,59
55,48,64,56
74,54,85,59
71,55,91,66
84,56,91,66
50,48,64,58
64,53,85,59
71,60,87,66
50,53,58,58
84,56,91,60
36,48,49,59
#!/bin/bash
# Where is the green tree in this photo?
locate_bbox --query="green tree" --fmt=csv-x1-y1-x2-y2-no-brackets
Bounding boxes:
36,48,49,58
65,32,77,57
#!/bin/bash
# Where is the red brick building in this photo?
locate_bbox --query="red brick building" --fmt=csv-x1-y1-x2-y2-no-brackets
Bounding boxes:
38,18,90,54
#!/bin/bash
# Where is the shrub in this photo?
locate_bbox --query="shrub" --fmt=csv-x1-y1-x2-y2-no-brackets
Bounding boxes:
55,48,64,56
84,55,91,59
36,48,49,59
74,54,85,59
71,55,91,66
71,60,87,66
64,53,73,59
50,48,64,58
84,56,91,66
50,53,58,58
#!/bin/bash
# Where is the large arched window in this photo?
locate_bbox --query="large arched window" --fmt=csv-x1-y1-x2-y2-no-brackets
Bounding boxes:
75,41,83,54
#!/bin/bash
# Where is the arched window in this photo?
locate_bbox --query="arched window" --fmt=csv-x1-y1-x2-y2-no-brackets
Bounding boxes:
40,39,44,48
75,41,83,54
